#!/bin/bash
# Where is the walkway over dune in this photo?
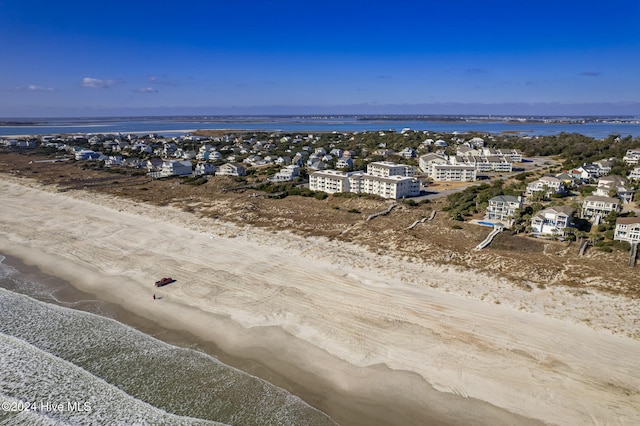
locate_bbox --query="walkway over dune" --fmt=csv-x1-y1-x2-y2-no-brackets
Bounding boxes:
474,224,504,250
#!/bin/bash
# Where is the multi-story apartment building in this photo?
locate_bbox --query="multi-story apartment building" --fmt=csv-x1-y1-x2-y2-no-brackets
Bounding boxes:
431,164,477,182
308,170,354,194
418,153,449,175
353,174,420,199
309,168,419,199
366,161,414,177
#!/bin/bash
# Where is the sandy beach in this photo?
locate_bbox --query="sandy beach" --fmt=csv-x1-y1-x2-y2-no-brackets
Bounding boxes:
1,177,639,425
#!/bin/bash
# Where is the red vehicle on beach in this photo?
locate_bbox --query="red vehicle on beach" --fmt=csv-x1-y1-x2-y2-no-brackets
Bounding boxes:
154,277,174,287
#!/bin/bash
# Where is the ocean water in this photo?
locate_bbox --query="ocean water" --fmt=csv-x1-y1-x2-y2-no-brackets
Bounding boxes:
0,256,336,426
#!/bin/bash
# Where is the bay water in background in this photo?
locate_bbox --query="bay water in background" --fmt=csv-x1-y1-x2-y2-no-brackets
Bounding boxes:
0,256,336,426
1,116,640,138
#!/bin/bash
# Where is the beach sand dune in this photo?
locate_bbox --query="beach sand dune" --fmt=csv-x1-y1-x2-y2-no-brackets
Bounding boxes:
1,179,639,425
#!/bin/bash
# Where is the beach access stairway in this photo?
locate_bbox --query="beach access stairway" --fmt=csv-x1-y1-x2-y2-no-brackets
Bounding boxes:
407,210,437,229
366,203,397,222
578,238,589,256
60,176,151,191
474,224,504,250
630,243,638,268
220,182,263,193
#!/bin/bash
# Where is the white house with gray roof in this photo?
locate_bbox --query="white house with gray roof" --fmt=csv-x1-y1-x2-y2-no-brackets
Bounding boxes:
531,206,575,237
486,195,523,227
526,176,566,198
595,175,634,203
581,195,620,219
614,217,640,244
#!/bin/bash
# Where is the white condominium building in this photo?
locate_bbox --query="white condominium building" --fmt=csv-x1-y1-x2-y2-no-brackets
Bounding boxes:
308,170,354,194
366,161,414,177
431,164,477,182
309,169,419,199
355,174,420,199
418,153,449,174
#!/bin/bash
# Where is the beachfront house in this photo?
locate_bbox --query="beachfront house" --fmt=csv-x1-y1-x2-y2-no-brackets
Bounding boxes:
194,162,217,176
593,159,613,176
530,206,575,237
486,195,523,227
217,162,246,177
144,158,164,172
555,171,580,188
613,217,640,244
75,149,100,161
581,195,620,220
160,160,193,177
398,147,417,159
269,165,300,182
104,155,123,167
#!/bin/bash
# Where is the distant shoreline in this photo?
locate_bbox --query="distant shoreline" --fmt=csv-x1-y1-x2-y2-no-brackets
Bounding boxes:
2,114,640,126
2,115,640,138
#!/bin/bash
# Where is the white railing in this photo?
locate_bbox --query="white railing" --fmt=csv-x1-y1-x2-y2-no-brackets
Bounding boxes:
474,224,504,250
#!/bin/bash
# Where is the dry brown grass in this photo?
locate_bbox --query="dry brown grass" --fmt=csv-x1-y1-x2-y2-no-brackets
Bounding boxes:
2,150,638,298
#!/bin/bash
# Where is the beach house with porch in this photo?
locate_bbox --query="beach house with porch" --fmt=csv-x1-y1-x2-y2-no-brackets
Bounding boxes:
581,195,620,220
486,195,523,227
628,166,640,181
194,162,216,176
217,162,246,177
613,217,640,244
595,175,634,204
526,176,566,198
531,206,575,237
160,160,193,177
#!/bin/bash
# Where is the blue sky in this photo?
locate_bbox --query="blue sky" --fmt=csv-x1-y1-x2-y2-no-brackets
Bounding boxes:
1,0,639,117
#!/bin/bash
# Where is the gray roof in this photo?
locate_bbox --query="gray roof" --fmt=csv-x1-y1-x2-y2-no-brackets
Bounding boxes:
490,195,521,203
583,195,619,203
534,206,575,218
